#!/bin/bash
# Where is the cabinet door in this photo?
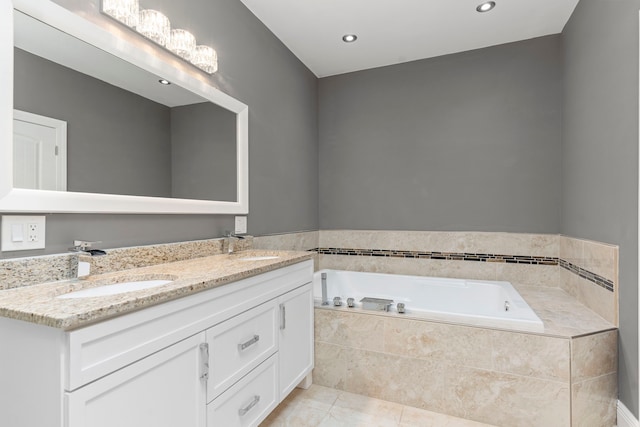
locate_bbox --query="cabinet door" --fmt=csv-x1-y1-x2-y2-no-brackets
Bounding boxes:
278,283,314,400
66,333,207,427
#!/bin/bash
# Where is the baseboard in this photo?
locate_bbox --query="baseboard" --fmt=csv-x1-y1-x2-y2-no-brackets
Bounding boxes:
618,400,639,427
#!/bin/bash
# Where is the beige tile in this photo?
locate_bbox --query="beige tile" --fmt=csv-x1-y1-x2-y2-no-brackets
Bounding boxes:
312,342,349,390
331,391,404,425
260,397,328,427
494,263,560,287
344,348,447,414
559,235,583,267
490,331,570,381
399,406,497,427
571,373,617,427
573,275,617,326
253,231,319,251
571,331,618,382
442,366,570,427
315,309,385,352
582,240,617,283
383,317,493,370
318,407,394,427
513,284,613,337
529,234,559,258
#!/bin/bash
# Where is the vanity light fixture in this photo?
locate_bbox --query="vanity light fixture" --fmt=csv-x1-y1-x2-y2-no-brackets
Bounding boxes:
167,29,196,60
137,9,170,46
101,2,219,74
342,34,358,43
476,1,496,12
102,0,139,28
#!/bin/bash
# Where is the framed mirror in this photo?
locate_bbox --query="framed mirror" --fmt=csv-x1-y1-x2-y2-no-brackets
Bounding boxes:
0,0,248,214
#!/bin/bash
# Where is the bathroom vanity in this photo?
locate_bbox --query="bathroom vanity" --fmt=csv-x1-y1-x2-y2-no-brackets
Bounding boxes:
0,253,313,427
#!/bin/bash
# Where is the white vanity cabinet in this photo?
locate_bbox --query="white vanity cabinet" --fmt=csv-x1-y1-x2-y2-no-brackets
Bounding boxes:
278,284,314,400
66,333,208,427
0,260,313,427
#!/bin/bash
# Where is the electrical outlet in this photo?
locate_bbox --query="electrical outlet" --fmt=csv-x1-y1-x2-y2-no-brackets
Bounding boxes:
234,216,247,234
28,223,39,242
1,216,46,251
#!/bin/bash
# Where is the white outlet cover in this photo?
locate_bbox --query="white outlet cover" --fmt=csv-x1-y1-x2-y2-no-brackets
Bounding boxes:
234,216,247,234
1,216,46,251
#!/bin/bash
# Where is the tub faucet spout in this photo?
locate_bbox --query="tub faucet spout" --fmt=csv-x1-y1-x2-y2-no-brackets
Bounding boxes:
321,272,329,305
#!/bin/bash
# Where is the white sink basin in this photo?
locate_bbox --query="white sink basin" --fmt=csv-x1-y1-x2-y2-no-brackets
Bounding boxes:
57,280,173,299
238,256,280,261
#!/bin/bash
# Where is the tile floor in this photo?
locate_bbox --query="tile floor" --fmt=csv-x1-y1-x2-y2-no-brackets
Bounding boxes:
260,384,496,427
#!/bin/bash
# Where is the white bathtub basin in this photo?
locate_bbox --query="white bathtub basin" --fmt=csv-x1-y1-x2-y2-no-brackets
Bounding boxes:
57,279,173,299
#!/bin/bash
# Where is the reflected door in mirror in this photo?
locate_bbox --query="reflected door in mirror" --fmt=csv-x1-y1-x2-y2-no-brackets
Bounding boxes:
13,110,67,191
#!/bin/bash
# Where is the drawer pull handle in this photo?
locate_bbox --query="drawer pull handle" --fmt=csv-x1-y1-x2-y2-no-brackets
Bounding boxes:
280,304,286,330
238,334,260,351
199,343,209,381
238,395,260,416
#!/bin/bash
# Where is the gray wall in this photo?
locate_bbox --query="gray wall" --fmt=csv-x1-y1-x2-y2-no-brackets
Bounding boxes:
14,48,173,198
562,0,640,416
318,35,563,232
171,102,237,201
1,0,319,258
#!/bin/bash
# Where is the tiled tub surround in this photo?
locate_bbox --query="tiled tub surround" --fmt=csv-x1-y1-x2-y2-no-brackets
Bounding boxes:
304,231,619,427
314,307,617,427
316,231,618,326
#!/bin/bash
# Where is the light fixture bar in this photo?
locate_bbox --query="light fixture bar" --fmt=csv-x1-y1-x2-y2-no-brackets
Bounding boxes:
101,1,218,75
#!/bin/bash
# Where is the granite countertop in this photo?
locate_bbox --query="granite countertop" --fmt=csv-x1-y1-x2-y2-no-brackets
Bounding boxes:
0,250,313,330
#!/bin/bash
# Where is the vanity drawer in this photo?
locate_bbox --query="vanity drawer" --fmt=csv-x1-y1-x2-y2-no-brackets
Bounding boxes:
207,354,278,427
206,299,278,402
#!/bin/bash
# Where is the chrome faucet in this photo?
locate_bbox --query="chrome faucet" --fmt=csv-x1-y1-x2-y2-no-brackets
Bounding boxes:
225,232,245,254
69,240,105,254
70,240,106,279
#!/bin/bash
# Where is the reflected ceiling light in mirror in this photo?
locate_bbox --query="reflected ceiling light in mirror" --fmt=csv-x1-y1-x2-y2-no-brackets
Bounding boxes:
137,9,170,46
101,3,219,74
102,0,139,28
476,1,496,12
191,45,218,74
342,34,358,43
168,29,196,60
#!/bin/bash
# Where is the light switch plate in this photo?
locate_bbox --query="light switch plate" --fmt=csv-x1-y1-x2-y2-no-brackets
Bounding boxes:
234,216,247,234
1,216,46,251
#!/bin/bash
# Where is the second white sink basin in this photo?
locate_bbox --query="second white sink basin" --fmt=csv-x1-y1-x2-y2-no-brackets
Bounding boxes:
238,256,280,261
57,279,173,299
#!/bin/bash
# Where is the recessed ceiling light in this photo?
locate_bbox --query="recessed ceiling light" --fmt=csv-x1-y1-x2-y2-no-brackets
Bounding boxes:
158,79,171,85
476,1,496,12
342,34,358,43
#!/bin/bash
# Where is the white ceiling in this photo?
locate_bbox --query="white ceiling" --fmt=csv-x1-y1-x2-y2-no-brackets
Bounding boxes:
239,0,580,78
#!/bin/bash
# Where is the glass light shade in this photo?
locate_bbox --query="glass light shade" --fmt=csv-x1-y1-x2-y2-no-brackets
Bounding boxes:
168,29,196,60
137,9,171,46
102,0,139,28
191,45,218,74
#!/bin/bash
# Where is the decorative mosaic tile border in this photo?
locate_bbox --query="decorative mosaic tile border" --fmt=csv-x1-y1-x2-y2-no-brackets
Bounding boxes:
558,259,614,292
312,248,615,292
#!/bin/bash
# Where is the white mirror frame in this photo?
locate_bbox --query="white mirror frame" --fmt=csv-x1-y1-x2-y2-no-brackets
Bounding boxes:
0,0,248,214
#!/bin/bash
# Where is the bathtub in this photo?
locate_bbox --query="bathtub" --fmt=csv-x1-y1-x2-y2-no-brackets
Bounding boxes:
313,269,544,333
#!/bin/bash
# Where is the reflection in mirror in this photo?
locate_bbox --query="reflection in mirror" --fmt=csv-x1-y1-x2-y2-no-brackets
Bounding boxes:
13,10,237,202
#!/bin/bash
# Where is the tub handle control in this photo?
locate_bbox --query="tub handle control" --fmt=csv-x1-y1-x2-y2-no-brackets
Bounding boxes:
397,303,405,314
333,296,342,306
347,297,355,308
504,301,510,312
